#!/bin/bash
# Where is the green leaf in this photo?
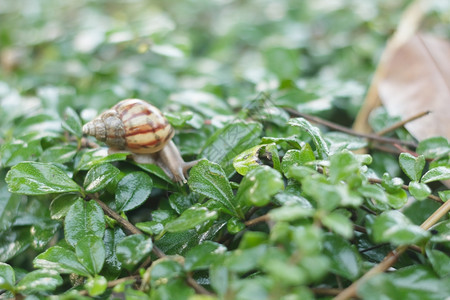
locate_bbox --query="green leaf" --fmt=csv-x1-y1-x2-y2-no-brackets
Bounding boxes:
152,278,194,299
0,139,43,167
116,235,153,271
227,217,245,233
322,211,353,238
280,144,316,175
103,227,125,280
165,205,218,233
329,150,360,183
409,181,431,200
358,184,388,206
426,249,450,278
269,205,314,222
16,269,63,295
386,188,408,209
188,160,238,217
40,145,77,163
65,198,105,247
0,227,32,262
288,118,329,159
62,107,83,138
322,233,362,280
84,163,120,193
184,241,226,271
75,235,106,275
233,145,266,176
381,173,404,193
201,121,263,176
115,172,153,212
50,194,80,220
421,166,450,183
76,149,128,171
6,162,81,195
235,166,284,207
0,262,15,291
33,246,90,276
0,184,22,231
85,275,107,297
416,137,450,159
136,221,164,236
371,211,430,246
324,131,367,153
358,265,450,300
30,221,60,250
399,153,425,181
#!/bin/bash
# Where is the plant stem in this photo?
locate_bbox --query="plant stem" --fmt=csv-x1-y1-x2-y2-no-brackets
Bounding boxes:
285,108,417,148
334,196,450,300
376,110,430,136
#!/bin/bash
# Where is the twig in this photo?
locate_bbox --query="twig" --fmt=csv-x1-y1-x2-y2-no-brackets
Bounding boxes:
244,214,270,226
285,108,417,148
92,198,166,259
186,274,214,295
312,288,343,296
334,198,450,300
376,110,430,136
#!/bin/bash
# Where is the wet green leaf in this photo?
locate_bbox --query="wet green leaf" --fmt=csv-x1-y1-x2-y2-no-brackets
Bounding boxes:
371,211,430,245
188,160,238,217
421,167,450,183
184,241,226,271
201,121,262,176
84,163,120,193
409,181,431,200
62,107,83,138
358,266,450,300
49,194,80,220
6,162,81,195
103,227,125,280
399,153,425,181
33,246,90,276
65,198,105,247
116,235,153,271
76,235,105,275
85,275,107,297
40,145,77,164
0,139,43,167
0,184,22,231
280,144,316,174
322,211,353,238
76,149,128,171
115,171,152,212
16,269,63,294
165,205,218,233
323,233,361,280
235,166,284,207
416,137,450,159
0,262,15,291
288,118,329,159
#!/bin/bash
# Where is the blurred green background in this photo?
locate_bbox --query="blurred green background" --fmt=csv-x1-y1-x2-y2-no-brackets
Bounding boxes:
0,0,448,124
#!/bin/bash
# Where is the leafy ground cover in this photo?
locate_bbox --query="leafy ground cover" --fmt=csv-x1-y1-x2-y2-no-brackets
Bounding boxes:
0,0,449,299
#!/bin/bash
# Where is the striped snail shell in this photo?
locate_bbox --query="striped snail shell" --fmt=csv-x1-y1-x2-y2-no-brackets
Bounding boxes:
82,99,174,154
83,99,198,183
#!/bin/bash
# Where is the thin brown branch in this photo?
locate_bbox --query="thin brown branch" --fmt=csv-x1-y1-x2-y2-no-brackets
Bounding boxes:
312,288,343,296
285,108,417,148
244,214,270,226
186,274,214,295
376,110,430,136
92,197,166,259
334,196,450,300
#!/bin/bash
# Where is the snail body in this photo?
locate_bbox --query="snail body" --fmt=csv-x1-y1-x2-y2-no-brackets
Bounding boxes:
83,99,198,183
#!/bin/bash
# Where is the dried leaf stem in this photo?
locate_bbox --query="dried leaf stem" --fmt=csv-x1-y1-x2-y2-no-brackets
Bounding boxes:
334,198,450,300
376,110,430,136
285,108,417,148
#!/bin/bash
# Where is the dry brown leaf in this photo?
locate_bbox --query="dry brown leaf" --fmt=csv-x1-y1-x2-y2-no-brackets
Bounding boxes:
378,33,450,140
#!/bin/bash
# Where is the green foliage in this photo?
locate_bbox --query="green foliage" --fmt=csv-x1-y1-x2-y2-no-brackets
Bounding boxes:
0,0,449,299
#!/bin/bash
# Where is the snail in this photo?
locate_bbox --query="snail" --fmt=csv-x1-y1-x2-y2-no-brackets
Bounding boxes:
82,99,199,183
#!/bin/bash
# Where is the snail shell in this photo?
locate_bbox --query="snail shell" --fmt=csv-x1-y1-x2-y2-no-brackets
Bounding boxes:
82,99,174,154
